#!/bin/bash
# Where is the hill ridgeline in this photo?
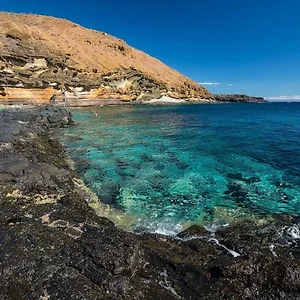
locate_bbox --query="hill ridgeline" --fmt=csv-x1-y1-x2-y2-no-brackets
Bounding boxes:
0,12,212,105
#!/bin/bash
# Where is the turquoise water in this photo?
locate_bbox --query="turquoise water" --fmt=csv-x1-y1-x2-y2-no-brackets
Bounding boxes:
60,103,300,233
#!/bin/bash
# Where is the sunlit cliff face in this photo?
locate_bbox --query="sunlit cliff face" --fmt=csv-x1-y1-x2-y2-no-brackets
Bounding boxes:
0,12,211,104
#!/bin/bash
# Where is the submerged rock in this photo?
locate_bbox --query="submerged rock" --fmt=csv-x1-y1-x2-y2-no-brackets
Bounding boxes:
0,105,300,299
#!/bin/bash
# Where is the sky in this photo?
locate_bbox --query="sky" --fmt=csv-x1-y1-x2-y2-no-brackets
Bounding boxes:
1,0,300,99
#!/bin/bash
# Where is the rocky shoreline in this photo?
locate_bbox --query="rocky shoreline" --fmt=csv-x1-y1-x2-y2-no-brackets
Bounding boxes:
1,105,300,300
213,94,267,103
0,93,267,107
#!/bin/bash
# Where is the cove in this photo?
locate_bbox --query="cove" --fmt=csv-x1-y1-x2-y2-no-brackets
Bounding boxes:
59,103,300,234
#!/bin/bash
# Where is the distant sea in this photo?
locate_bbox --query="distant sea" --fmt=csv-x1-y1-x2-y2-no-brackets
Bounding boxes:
59,103,300,234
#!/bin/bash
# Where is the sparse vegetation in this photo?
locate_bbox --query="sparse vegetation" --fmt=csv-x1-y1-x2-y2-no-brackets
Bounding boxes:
118,45,125,52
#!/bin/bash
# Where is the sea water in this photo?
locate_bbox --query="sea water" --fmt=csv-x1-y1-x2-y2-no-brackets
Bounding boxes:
59,103,300,234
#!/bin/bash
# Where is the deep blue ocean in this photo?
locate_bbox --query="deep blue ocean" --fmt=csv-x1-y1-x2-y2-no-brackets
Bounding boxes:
60,103,300,234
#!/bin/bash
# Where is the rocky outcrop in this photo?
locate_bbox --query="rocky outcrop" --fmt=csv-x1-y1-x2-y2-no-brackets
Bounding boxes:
1,105,300,299
213,94,267,103
0,12,212,105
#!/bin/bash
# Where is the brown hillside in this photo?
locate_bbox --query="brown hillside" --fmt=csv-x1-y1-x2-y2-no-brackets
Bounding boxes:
0,12,211,104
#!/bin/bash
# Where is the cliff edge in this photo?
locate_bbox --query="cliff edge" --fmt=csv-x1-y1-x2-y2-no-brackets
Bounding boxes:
0,12,212,105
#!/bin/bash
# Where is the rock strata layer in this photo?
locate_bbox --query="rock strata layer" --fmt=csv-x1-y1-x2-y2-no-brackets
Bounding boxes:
0,105,300,299
0,12,212,105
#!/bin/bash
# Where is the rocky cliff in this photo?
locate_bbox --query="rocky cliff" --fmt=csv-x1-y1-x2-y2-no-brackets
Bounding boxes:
0,12,212,105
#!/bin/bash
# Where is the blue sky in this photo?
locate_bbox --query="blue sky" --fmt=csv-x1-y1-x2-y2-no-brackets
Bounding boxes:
1,0,300,98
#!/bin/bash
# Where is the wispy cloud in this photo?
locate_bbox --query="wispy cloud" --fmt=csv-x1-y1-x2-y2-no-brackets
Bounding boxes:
265,95,300,101
199,82,220,85
199,82,233,87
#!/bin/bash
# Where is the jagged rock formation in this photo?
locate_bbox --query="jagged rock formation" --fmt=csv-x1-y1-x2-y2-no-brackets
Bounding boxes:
213,94,267,103
0,12,212,105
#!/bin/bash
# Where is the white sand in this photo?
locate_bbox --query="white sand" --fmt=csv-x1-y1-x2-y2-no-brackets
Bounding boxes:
148,96,187,104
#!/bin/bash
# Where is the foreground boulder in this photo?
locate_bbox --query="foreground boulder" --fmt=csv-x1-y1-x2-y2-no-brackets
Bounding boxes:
0,105,299,299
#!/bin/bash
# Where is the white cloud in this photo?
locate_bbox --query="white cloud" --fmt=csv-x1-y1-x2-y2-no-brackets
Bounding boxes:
199,82,233,86
265,95,300,101
199,82,220,85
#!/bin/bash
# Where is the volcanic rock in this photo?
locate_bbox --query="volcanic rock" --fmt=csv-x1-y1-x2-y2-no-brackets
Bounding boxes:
1,105,300,299
213,94,267,103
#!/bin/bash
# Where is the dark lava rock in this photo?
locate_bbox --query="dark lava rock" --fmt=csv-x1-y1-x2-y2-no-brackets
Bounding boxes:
177,224,210,238
213,94,267,103
1,105,300,299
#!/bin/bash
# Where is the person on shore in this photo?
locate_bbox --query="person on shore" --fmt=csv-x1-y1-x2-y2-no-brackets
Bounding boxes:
61,86,68,107
50,92,56,104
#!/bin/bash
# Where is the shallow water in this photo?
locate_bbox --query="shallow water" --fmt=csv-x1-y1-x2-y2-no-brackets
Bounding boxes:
59,103,300,234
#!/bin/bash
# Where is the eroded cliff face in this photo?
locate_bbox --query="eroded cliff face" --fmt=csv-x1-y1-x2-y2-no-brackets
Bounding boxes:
0,12,212,105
